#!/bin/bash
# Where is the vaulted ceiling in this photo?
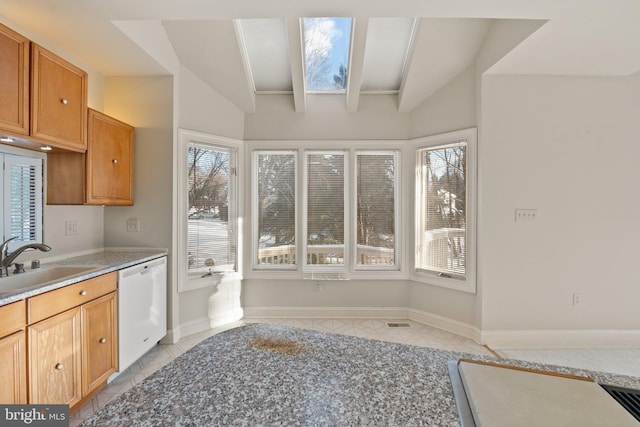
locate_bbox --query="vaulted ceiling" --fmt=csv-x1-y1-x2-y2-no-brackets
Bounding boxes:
1,0,640,114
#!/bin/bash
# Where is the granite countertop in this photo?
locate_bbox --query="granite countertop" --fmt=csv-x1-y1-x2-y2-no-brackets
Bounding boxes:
0,248,167,307
80,323,640,427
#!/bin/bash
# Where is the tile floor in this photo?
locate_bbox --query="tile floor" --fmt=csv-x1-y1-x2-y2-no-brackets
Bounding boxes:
70,318,640,425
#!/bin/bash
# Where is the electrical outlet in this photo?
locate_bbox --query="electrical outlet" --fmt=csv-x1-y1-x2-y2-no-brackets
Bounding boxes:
572,293,581,306
515,209,538,222
127,218,140,232
65,221,79,235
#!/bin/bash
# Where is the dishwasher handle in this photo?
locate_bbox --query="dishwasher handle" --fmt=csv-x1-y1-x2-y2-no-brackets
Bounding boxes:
119,257,166,280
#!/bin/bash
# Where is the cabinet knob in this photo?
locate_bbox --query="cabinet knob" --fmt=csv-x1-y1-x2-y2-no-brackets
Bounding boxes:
112,159,118,164
61,98,69,105
99,338,107,344
79,290,87,296
55,363,64,370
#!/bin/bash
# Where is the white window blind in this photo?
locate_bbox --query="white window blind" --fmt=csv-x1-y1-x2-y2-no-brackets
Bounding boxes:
2,154,43,251
356,151,397,268
255,151,296,267
416,141,467,278
186,142,237,274
305,151,347,266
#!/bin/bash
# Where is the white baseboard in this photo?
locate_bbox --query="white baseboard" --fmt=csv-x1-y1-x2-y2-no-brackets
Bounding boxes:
210,307,244,328
242,306,482,342
176,317,212,339
407,308,480,341
242,306,408,320
481,329,640,349
160,329,179,345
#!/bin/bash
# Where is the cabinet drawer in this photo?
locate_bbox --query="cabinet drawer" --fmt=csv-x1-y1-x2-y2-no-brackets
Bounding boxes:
0,300,26,337
28,272,117,324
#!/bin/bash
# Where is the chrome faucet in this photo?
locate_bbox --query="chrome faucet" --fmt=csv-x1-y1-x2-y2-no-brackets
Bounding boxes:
0,237,51,277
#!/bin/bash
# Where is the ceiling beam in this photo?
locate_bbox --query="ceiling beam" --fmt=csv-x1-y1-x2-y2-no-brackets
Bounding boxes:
346,17,368,113
397,18,422,113
233,20,256,113
286,18,306,113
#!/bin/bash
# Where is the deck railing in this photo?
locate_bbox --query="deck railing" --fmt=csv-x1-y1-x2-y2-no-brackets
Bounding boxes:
258,244,395,266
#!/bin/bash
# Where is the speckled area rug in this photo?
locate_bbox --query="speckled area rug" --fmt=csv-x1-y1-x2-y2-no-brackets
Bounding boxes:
79,323,640,427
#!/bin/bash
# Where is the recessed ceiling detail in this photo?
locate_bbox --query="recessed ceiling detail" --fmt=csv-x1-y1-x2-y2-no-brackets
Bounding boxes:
232,16,494,112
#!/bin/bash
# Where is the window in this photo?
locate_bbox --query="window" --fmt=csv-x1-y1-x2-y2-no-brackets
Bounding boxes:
252,146,401,276
0,152,44,252
414,128,476,292
303,18,352,92
177,129,240,292
255,151,296,267
356,151,398,268
305,151,347,268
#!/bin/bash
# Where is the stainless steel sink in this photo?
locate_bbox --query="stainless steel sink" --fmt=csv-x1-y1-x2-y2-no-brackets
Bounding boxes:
0,264,107,293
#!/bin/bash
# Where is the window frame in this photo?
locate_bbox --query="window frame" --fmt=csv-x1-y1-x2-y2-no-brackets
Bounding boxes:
177,129,243,293
411,128,477,293
302,149,350,274
247,140,405,281
252,149,298,271
353,149,401,272
0,147,45,253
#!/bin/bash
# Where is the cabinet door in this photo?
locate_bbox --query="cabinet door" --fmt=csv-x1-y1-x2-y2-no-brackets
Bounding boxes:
31,43,87,151
0,23,29,136
0,330,27,404
82,292,118,396
28,308,82,406
86,109,134,205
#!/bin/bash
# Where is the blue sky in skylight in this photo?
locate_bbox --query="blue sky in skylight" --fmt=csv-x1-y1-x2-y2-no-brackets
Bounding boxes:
303,18,352,92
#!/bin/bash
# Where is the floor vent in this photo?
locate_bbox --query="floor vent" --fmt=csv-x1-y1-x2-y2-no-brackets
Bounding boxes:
386,322,411,328
600,384,640,421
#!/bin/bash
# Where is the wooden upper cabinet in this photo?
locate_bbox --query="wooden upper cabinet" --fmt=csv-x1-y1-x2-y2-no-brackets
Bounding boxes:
86,109,134,205
31,43,87,151
0,23,30,136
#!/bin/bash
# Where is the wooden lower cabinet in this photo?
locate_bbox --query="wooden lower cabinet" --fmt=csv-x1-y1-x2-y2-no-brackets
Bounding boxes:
28,308,82,406
0,330,27,404
26,272,118,410
82,292,118,396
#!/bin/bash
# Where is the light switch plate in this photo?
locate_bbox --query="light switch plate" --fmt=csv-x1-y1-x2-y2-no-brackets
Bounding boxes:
126,218,140,232
515,209,538,222
65,221,79,235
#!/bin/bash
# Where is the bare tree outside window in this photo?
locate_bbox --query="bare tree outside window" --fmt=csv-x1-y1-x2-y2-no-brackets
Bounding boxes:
187,144,236,271
417,143,467,276
303,18,350,91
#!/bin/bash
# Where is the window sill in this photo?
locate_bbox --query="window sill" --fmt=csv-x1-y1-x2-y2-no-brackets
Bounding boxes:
245,269,408,281
179,271,243,293
410,270,476,294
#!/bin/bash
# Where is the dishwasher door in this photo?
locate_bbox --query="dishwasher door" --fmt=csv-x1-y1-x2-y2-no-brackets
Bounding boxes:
118,256,167,373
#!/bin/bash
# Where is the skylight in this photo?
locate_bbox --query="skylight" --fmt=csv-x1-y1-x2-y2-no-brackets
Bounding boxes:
302,17,352,92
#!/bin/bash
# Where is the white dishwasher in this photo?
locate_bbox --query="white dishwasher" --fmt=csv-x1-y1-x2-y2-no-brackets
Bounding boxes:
118,256,167,373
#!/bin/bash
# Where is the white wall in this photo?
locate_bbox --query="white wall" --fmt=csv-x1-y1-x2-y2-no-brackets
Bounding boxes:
243,279,409,316
245,94,410,140
178,65,245,139
410,65,477,138
479,73,640,333
43,206,104,258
